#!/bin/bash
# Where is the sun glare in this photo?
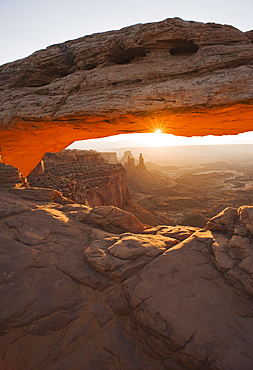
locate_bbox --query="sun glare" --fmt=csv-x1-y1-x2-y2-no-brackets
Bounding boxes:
138,129,174,147
67,130,253,151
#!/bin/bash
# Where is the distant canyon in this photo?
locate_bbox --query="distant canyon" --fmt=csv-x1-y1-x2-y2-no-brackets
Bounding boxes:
28,145,253,228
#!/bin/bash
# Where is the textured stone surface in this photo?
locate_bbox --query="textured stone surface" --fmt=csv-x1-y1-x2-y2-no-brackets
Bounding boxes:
0,162,27,188
124,228,253,370
74,205,145,234
1,187,253,369
0,18,253,175
28,149,130,208
85,232,178,281
28,149,158,225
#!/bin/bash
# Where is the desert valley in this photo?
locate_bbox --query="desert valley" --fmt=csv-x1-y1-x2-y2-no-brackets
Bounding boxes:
28,144,253,229
123,144,253,227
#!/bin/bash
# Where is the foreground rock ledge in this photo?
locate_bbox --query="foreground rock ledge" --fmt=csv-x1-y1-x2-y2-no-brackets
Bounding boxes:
1,187,253,369
0,17,253,175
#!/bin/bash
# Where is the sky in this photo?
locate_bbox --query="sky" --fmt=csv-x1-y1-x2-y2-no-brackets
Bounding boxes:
1,0,253,148
1,0,253,66
67,130,253,151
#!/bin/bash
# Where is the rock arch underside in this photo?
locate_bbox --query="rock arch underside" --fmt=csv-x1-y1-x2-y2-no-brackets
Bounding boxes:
1,18,253,370
0,17,253,176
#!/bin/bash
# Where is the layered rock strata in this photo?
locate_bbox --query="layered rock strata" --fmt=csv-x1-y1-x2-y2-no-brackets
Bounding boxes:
28,149,130,208
0,18,253,175
0,162,27,188
28,149,159,226
1,188,253,369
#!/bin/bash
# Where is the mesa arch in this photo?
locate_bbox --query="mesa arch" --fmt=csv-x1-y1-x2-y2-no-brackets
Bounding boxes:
0,18,253,177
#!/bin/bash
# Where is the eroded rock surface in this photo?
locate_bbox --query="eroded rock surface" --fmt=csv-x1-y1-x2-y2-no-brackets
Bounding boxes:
0,162,27,188
67,203,145,234
28,149,130,208
0,18,253,175
28,149,158,226
1,188,253,369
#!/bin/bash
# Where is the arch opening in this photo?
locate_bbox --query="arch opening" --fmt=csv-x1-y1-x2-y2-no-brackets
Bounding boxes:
1,102,253,178
24,129,253,229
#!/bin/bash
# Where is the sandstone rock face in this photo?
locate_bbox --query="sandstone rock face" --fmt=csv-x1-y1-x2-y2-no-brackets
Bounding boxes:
28,149,158,226
72,204,145,234
1,187,253,369
246,30,253,42
28,149,130,208
0,18,253,175
0,162,27,188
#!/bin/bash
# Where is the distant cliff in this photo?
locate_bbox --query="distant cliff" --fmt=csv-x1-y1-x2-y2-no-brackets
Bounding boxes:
100,152,118,164
120,150,137,166
28,149,129,208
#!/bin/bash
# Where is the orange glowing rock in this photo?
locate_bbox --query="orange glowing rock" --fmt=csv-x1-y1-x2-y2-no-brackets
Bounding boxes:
0,18,253,176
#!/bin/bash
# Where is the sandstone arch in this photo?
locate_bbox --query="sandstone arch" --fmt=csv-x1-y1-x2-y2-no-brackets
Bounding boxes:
0,17,253,176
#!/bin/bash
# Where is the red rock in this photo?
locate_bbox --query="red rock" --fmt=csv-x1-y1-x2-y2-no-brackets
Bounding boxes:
81,205,145,234
28,149,131,208
206,207,238,233
0,163,27,188
1,188,253,369
0,18,253,176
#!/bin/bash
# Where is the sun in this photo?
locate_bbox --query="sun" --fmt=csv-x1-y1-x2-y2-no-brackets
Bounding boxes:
133,128,175,147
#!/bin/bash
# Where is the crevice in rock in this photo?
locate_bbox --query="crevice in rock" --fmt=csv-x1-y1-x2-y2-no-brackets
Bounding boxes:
56,266,90,286
107,46,146,65
59,44,76,71
144,38,199,56
169,40,199,56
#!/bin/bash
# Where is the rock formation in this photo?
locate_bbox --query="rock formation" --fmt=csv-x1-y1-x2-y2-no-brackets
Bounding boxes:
28,149,130,208
0,163,27,188
120,150,137,166
1,187,253,369
28,149,158,226
124,155,136,171
123,151,147,172
137,153,146,170
0,18,253,175
1,16,253,370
